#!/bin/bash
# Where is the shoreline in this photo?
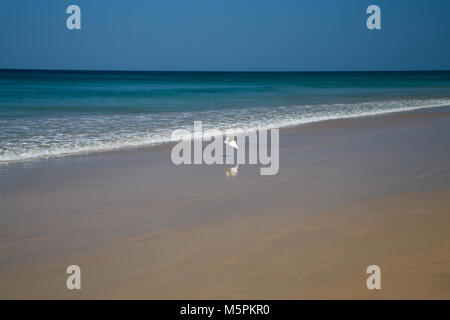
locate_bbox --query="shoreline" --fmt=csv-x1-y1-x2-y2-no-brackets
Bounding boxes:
0,106,449,299
1,103,449,166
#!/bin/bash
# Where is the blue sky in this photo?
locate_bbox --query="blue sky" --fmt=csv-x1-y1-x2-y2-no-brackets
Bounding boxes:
0,0,449,71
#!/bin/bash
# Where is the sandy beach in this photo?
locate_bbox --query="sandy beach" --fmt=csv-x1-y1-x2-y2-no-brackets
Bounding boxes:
0,107,449,299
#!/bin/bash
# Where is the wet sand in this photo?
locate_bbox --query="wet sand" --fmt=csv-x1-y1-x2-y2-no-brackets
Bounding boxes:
0,107,449,299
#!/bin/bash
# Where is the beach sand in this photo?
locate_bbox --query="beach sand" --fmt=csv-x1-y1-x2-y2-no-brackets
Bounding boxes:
0,107,449,299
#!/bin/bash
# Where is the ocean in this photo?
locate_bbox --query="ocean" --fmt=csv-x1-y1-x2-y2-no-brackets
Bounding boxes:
1,70,449,163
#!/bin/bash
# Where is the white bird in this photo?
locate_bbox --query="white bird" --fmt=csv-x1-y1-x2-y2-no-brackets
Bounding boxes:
224,137,238,149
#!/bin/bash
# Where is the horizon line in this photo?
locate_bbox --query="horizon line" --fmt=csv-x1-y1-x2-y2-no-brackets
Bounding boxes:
1,68,450,73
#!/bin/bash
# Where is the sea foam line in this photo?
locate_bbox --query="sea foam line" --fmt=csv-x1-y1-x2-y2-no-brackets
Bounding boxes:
0,98,449,163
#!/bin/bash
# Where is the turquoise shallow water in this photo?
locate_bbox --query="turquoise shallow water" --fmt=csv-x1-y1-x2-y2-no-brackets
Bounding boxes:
1,70,450,162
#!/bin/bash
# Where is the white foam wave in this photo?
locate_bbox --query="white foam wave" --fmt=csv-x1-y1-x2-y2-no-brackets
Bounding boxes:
1,98,449,163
